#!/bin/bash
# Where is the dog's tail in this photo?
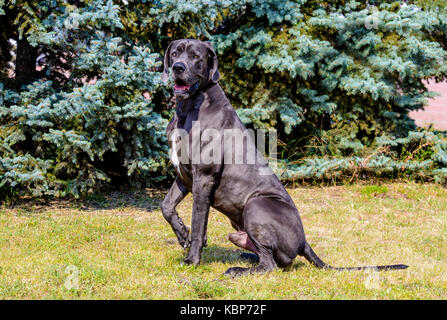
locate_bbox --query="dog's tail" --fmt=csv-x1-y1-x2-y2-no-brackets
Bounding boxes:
301,242,408,271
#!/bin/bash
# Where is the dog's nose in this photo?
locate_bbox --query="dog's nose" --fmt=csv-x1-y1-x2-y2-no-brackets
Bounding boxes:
172,62,186,74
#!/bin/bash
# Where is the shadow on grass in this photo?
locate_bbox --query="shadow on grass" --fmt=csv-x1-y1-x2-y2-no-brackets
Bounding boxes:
175,244,308,272
286,260,307,271
202,245,256,264
3,188,167,213
173,245,253,265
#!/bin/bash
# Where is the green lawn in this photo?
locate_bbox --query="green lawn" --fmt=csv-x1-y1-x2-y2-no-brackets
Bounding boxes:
0,183,446,299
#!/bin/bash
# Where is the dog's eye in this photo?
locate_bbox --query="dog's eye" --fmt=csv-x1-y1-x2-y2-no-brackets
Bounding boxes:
193,55,200,59
172,52,177,57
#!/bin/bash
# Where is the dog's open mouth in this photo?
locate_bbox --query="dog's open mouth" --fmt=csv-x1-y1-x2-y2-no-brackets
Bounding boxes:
173,80,199,96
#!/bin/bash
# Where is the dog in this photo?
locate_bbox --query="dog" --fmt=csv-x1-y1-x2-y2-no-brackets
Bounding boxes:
161,39,408,276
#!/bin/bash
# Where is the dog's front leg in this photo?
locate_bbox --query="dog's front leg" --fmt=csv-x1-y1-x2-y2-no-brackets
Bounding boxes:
162,177,190,248
183,176,214,266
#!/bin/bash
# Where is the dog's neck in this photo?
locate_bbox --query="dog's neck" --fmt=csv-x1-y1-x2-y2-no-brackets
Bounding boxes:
175,82,218,116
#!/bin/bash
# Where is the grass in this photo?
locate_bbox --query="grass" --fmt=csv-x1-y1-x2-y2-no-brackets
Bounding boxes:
0,183,446,299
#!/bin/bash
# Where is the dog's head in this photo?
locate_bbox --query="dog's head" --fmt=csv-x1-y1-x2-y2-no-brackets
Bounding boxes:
161,39,220,100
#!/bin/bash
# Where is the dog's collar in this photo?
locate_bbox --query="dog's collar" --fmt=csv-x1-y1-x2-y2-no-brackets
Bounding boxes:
188,81,200,93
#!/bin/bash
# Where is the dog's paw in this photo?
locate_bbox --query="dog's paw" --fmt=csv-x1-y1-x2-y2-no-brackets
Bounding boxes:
178,228,190,249
183,255,200,266
181,237,191,249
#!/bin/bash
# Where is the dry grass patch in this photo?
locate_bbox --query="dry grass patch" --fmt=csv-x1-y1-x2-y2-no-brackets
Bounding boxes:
0,183,446,299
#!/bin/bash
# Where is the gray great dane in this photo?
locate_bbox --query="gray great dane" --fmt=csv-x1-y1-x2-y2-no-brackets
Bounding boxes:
161,39,408,276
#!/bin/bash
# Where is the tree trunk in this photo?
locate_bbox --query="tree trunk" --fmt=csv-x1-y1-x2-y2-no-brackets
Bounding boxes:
15,37,37,83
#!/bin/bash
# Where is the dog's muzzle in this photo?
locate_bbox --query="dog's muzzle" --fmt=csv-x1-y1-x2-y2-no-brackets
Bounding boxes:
173,81,200,98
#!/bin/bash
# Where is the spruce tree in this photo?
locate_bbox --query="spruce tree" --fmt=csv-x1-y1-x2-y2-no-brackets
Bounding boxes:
0,0,168,198
147,0,447,183
1,0,447,200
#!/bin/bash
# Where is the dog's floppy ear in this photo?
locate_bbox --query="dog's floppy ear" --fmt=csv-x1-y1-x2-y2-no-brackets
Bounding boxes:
161,40,177,82
203,41,220,83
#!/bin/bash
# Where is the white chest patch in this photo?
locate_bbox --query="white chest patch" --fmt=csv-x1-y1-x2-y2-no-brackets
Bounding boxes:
170,138,179,166
170,137,183,178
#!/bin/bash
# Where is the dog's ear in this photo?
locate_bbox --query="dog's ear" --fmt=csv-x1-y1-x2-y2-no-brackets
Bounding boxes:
203,41,220,83
161,40,177,82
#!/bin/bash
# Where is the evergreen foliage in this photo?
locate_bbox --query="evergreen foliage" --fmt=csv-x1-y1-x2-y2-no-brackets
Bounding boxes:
146,0,447,184
0,0,168,198
1,0,447,200
278,129,447,183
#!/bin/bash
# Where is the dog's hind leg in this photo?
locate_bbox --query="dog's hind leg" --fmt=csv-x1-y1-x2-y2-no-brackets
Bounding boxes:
224,197,305,276
227,220,260,262
228,231,260,262
224,198,281,276
228,231,258,253
224,236,276,276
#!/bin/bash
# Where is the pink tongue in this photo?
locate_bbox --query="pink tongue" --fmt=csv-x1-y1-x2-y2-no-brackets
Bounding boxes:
174,85,189,90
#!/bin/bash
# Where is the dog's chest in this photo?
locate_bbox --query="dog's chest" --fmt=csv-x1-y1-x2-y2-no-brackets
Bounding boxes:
166,94,212,183
167,119,191,182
